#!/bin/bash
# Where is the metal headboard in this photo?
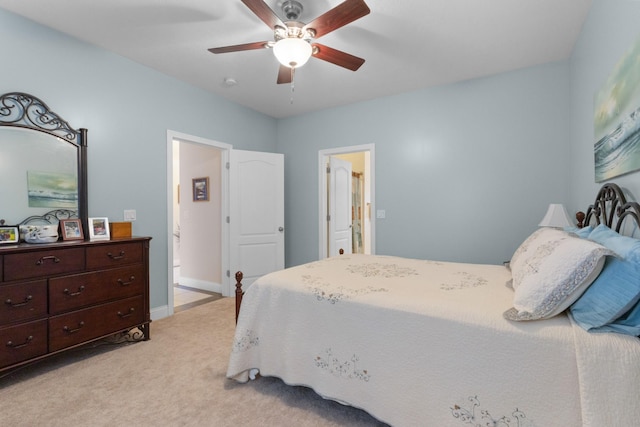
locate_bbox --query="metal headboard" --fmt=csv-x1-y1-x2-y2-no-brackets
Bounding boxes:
577,183,640,233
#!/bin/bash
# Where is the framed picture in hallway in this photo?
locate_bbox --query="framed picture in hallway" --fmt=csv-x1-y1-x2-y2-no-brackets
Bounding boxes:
192,177,210,202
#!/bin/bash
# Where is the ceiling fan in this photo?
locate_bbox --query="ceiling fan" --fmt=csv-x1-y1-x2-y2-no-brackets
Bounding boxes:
208,0,370,84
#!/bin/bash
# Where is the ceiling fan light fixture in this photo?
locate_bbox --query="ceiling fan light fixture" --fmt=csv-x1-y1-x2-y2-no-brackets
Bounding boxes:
273,37,312,68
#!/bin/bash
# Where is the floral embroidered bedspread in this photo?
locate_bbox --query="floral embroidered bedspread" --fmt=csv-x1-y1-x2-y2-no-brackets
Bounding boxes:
226,254,639,426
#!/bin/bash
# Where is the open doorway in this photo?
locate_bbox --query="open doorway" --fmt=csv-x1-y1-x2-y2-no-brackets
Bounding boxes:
167,131,230,316
318,144,375,259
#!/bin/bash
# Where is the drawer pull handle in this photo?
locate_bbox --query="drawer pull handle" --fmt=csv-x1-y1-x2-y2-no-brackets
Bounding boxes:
117,308,135,319
36,255,60,265
107,250,126,260
5,295,33,307
117,276,136,286
63,286,85,297
63,321,85,334
6,335,33,349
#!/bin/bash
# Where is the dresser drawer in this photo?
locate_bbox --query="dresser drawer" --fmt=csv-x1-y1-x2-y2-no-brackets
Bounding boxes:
4,247,85,281
49,265,144,314
0,280,47,325
86,242,142,269
0,319,48,368
49,295,144,352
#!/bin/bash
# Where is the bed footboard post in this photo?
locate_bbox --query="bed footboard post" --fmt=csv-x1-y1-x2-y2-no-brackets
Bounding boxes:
235,271,244,324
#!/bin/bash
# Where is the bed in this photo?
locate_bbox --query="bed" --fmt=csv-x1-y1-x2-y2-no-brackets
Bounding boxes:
227,183,640,426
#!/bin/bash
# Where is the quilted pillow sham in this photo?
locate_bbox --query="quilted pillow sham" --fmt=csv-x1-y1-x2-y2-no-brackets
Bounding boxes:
504,228,612,321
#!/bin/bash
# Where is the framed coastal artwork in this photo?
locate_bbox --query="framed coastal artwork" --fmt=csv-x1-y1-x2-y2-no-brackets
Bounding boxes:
594,35,640,182
192,176,210,202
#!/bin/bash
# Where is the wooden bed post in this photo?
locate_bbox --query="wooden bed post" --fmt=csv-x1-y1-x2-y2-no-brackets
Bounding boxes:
235,271,244,324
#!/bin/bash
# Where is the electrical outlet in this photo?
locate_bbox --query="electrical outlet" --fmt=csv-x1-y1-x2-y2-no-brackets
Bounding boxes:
376,209,386,219
124,209,136,221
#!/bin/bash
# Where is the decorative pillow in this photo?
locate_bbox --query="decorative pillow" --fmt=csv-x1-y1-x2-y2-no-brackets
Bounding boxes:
588,224,640,263
508,228,549,290
570,257,640,330
564,225,593,238
504,228,612,321
586,299,640,336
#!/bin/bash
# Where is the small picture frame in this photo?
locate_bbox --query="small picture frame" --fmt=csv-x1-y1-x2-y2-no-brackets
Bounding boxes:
192,177,210,202
59,219,84,241
0,225,19,244
88,217,110,241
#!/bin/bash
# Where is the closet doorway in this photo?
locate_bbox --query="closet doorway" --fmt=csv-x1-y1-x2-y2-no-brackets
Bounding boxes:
168,131,230,315
318,144,375,259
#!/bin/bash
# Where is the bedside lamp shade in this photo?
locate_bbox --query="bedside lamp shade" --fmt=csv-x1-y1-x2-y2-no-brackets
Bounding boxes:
539,204,572,228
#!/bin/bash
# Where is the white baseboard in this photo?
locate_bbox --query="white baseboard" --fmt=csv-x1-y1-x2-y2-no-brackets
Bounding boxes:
178,277,222,294
151,305,169,321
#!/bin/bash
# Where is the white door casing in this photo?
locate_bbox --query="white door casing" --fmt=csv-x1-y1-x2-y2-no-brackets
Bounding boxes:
328,156,352,256
318,144,376,260
229,149,285,291
166,131,231,317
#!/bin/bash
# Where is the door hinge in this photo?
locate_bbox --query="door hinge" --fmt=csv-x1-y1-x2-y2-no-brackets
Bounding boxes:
326,165,330,173
327,214,331,222
226,216,230,223
226,162,230,169
226,270,230,278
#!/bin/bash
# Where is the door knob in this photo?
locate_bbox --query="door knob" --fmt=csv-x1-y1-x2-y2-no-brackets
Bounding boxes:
278,227,284,232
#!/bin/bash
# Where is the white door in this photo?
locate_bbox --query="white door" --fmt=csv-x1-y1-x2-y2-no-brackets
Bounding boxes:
229,150,284,291
328,156,352,256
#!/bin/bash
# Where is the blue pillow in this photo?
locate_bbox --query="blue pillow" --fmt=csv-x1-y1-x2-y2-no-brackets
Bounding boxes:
588,224,640,263
564,225,593,238
585,299,640,336
570,257,640,330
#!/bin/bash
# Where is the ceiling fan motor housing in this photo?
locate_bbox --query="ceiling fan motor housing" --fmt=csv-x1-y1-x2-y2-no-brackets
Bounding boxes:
282,0,303,21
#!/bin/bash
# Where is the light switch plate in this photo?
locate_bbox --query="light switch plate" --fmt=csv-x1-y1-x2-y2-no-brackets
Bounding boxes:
376,209,386,219
124,209,136,221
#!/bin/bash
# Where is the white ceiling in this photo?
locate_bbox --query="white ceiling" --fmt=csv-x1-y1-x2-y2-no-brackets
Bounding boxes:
0,0,592,119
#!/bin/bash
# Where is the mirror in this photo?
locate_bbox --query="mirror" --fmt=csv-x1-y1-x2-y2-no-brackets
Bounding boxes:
0,92,87,238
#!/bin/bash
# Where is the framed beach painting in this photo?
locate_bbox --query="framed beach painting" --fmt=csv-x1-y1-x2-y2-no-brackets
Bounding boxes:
594,35,640,182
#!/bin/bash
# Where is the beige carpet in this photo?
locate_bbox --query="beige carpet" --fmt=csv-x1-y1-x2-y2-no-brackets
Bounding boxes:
0,297,387,427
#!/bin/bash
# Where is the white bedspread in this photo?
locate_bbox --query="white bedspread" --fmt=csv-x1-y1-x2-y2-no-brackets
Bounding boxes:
227,254,640,426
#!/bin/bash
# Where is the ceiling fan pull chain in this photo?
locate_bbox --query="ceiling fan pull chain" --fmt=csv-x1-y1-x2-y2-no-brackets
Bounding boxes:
290,67,296,104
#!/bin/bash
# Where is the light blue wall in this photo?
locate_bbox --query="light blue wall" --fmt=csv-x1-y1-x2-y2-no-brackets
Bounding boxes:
278,62,570,266
5,0,639,311
568,0,640,209
0,9,278,309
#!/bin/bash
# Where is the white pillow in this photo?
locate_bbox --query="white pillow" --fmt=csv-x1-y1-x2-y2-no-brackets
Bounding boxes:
504,228,612,321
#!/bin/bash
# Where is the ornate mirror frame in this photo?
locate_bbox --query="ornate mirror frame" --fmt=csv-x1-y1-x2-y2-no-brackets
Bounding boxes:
0,92,88,238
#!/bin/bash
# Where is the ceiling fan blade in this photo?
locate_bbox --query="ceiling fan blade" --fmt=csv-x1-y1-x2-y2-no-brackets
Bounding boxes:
241,0,286,30
312,44,365,71
208,41,271,54
303,0,370,39
277,65,293,84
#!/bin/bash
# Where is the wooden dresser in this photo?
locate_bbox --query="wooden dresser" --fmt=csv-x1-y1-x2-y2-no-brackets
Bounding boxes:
0,237,151,372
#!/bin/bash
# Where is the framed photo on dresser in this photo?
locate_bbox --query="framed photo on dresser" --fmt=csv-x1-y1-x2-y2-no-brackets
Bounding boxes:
60,219,84,241
0,225,19,244
88,217,110,240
